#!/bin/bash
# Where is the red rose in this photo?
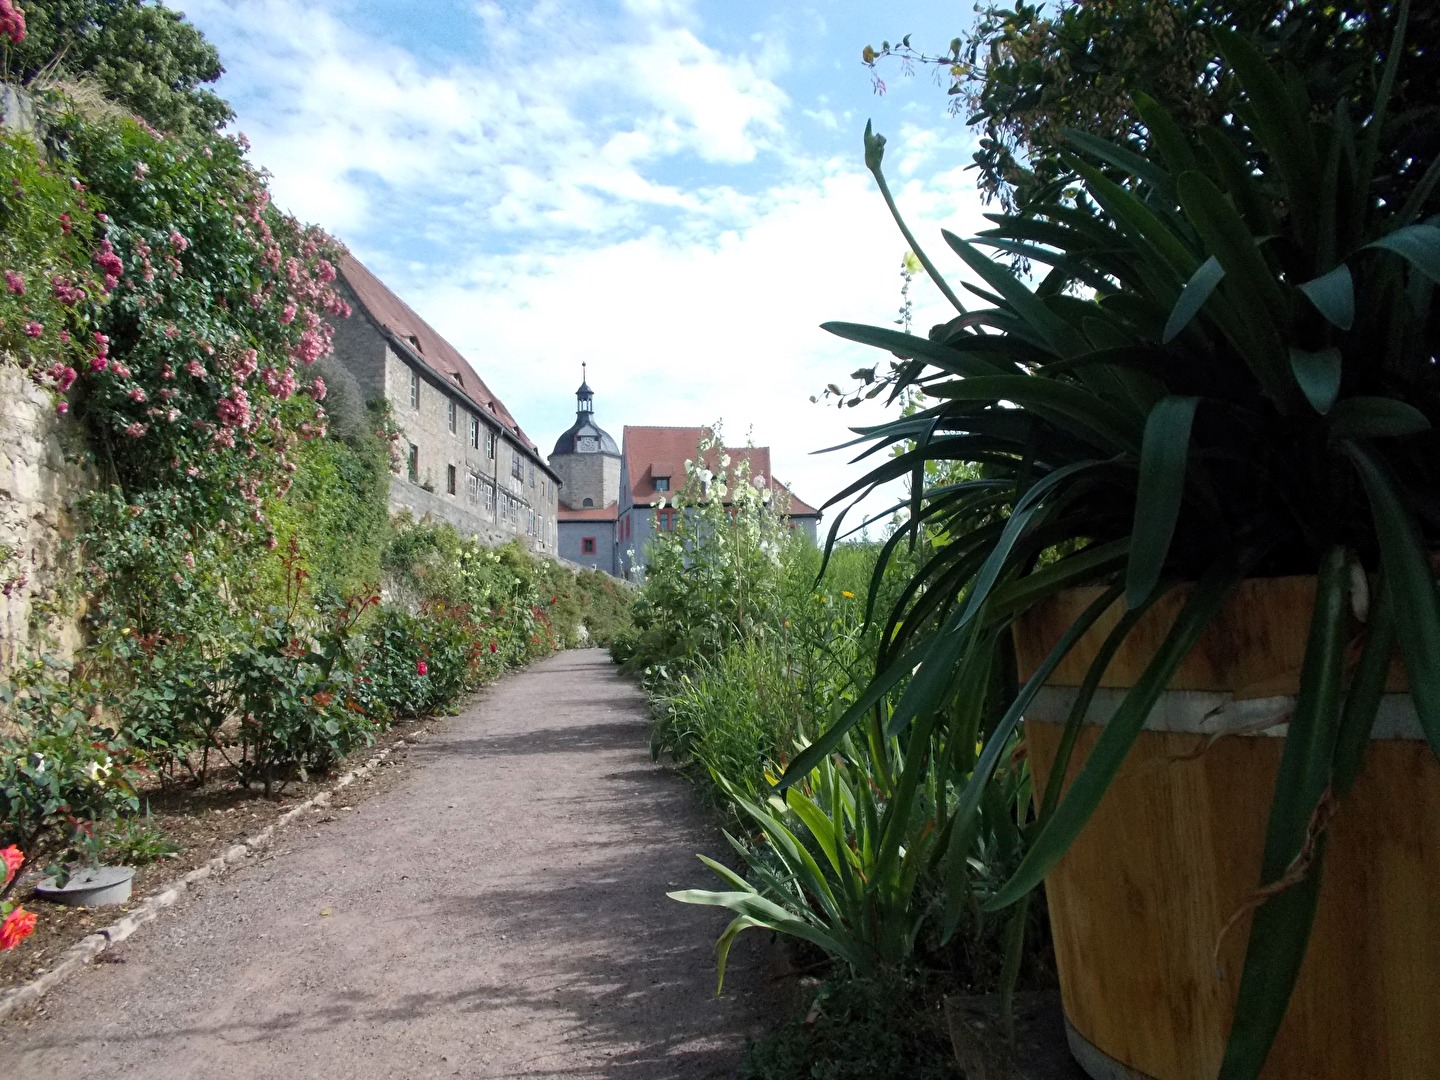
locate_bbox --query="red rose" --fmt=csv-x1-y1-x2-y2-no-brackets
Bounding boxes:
416,660,428,676
489,642,497,653
0,845,22,887
0,907,37,951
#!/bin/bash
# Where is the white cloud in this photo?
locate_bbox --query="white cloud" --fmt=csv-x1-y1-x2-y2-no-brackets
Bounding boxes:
183,0,991,528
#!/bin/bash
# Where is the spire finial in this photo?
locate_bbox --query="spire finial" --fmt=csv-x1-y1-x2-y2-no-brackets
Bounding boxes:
582,361,587,383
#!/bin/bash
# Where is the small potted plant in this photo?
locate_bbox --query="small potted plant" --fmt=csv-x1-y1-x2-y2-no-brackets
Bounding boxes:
35,818,136,908
799,9,1439,1080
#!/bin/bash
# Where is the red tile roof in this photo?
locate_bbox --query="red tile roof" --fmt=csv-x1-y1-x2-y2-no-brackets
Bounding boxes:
621,426,820,518
558,501,619,523
339,254,544,459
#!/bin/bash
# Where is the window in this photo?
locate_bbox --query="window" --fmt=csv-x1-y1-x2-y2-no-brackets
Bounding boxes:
467,469,481,503
407,443,419,482
511,452,524,481
486,429,496,458
409,369,420,409
658,509,676,532
445,464,456,495
451,372,462,386
528,509,536,536
582,497,594,508
447,400,457,434
581,537,596,555
653,476,670,492
469,414,480,449
529,462,536,487
486,480,497,515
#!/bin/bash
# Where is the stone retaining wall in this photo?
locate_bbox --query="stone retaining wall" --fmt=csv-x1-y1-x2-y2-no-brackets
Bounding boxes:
0,366,92,670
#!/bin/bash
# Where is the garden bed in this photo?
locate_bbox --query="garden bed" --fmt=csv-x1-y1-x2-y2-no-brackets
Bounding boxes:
0,713,432,995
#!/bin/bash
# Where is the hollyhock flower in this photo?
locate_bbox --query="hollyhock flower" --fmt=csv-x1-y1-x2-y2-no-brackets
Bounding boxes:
4,270,24,295
1,845,22,885
0,907,37,951
416,660,428,676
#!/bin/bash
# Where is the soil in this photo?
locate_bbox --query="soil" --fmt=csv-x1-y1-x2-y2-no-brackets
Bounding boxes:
0,715,432,994
0,649,769,1078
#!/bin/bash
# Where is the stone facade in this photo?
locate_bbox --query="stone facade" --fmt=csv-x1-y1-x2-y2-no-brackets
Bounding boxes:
0,366,91,669
329,261,560,554
548,451,620,514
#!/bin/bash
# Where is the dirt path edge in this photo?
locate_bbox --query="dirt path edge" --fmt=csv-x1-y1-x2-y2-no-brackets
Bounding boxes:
0,726,433,1023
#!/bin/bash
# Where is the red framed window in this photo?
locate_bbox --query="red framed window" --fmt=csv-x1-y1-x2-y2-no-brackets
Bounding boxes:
581,536,596,555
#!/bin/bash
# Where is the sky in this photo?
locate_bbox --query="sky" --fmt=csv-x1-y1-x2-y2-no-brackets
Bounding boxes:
180,0,991,531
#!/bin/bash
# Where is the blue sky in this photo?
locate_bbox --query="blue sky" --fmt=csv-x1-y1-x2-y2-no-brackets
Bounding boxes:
181,0,990,525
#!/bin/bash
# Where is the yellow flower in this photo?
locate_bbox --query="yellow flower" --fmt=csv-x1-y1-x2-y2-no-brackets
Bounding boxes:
842,590,856,599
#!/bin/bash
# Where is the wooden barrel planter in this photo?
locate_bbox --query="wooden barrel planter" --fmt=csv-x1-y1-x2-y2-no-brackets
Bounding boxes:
1013,576,1440,1080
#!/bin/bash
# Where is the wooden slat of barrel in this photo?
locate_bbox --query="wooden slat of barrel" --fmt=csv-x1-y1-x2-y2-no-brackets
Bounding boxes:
1012,577,1408,695
1027,720,1440,1080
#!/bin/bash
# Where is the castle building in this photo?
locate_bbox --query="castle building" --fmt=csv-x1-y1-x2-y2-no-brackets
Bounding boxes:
326,255,561,553
546,376,821,579
549,369,622,574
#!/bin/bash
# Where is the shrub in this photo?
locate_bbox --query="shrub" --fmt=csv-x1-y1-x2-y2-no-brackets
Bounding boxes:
0,660,137,888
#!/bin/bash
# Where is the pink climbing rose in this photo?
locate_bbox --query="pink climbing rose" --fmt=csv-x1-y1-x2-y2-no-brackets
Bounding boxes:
0,0,25,45
4,270,24,295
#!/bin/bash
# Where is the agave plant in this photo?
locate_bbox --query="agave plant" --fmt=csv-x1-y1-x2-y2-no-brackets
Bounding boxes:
671,723,1029,990
793,10,1439,1078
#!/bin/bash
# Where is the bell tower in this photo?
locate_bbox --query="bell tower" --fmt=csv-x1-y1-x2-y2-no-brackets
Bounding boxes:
548,366,621,510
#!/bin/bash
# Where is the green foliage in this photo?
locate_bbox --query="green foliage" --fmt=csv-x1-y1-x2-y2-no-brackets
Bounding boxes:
740,975,958,1080
10,0,231,133
625,427,803,673
0,129,99,376
0,659,136,890
829,10,1440,1076
99,811,179,865
865,1,1440,213
266,407,391,602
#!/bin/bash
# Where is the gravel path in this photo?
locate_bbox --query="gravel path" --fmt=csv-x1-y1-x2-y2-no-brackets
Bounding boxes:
0,649,768,1079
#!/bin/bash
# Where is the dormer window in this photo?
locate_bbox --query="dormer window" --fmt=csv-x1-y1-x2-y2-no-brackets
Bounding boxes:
653,476,670,492
450,372,462,386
